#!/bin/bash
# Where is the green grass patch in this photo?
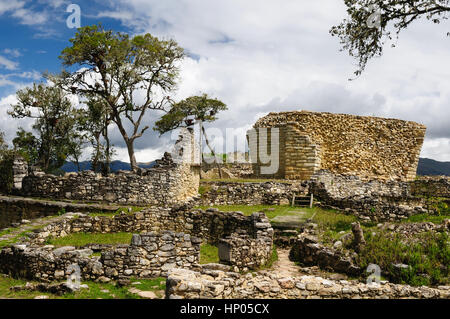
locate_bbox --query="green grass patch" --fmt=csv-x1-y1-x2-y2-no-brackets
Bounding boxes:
356,231,450,287
46,232,133,247
88,206,146,217
259,245,279,270
199,244,219,264
0,274,166,299
195,204,309,220
198,185,212,195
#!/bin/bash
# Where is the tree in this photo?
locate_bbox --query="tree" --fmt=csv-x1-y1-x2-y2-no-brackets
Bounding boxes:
12,128,39,165
154,94,227,176
80,96,115,174
8,83,79,172
0,131,7,154
330,0,450,77
57,24,185,171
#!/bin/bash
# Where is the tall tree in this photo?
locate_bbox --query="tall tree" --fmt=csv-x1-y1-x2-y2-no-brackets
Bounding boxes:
154,94,227,176
331,0,450,77
8,83,79,171
57,24,185,171
80,96,115,174
12,128,39,165
0,131,7,154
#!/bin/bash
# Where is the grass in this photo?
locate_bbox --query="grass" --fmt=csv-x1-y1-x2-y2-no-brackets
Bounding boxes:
195,204,311,220
199,244,219,264
0,274,166,299
356,231,450,287
259,245,279,270
88,206,146,217
46,232,133,247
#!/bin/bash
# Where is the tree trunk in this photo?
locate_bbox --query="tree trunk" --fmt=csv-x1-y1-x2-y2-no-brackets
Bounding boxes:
104,123,111,175
201,126,222,178
126,139,138,172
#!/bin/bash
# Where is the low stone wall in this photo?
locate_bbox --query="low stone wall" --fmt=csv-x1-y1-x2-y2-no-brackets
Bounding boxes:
20,160,199,206
410,177,450,198
166,268,450,299
0,196,118,229
0,230,201,282
310,170,428,222
199,181,308,206
0,207,274,280
27,207,272,246
289,234,361,276
9,129,200,206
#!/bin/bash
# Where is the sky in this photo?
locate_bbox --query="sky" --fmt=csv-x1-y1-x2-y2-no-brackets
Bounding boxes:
0,0,449,163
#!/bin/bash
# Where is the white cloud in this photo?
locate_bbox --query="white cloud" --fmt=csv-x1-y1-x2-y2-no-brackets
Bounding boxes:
0,55,19,70
3,49,22,58
2,0,450,163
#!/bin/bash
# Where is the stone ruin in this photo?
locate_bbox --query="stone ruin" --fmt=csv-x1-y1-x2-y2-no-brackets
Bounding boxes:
0,206,274,282
248,110,426,181
5,128,201,206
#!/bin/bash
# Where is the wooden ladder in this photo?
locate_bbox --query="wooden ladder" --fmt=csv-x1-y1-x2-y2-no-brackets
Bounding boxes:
291,193,313,208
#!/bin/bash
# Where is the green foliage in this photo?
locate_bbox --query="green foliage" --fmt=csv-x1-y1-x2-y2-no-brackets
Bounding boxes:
198,185,212,195
57,24,185,170
12,128,39,165
154,94,227,135
46,232,133,247
8,83,82,172
357,231,449,286
259,245,279,270
57,208,66,216
330,0,450,77
199,244,220,264
0,275,166,299
0,150,15,194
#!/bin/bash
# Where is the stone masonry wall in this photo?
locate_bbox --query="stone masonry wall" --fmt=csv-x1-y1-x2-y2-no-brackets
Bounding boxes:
410,176,450,198
0,196,118,229
166,268,450,299
11,129,200,206
199,180,308,206
310,170,428,222
251,110,426,182
0,230,200,281
0,207,273,280
20,158,199,206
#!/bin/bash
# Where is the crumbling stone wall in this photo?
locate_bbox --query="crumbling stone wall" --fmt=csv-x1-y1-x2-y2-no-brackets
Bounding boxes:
249,110,426,181
289,234,361,276
199,180,308,206
0,196,118,229
310,170,428,222
0,207,274,280
20,157,199,206
10,129,200,206
166,267,449,299
410,176,450,198
0,231,200,281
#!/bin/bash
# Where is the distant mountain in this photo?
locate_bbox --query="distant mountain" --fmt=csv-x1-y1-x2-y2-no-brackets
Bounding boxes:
417,158,450,176
61,160,156,173
61,157,450,176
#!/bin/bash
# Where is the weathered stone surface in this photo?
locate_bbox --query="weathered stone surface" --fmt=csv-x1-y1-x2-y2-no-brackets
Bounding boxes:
250,110,426,182
166,268,450,299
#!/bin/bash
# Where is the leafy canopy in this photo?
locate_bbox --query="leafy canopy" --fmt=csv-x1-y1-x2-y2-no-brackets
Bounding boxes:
154,94,227,135
330,0,450,77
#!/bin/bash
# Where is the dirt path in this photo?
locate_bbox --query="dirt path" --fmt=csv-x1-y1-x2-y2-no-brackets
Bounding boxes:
270,248,304,278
